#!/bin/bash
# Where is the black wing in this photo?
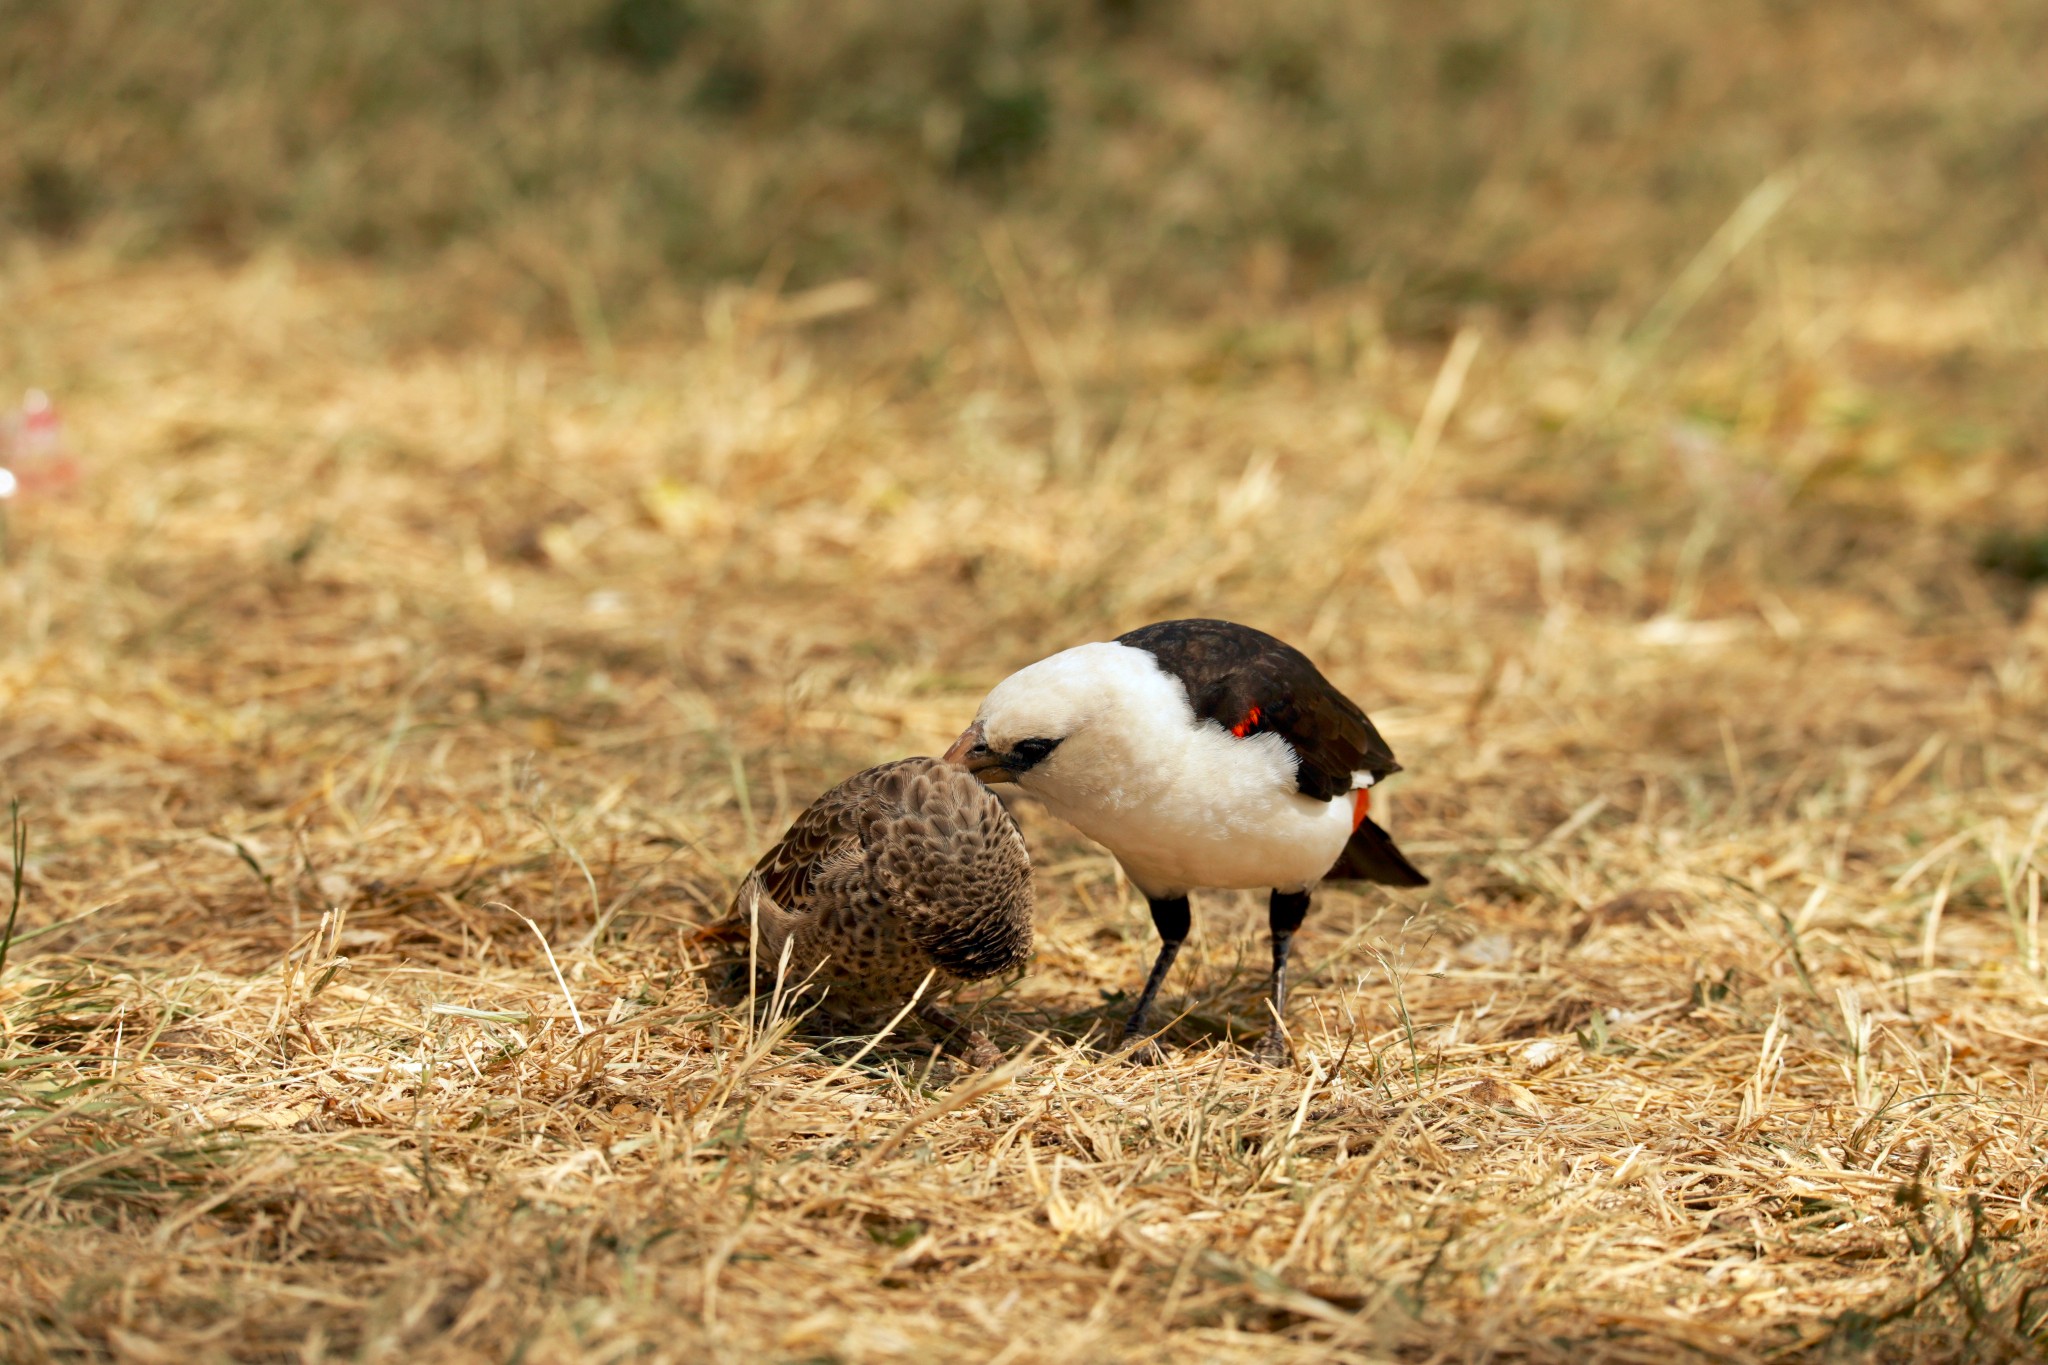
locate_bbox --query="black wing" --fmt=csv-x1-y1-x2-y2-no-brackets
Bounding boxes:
1116,618,1401,802
1328,816,1430,886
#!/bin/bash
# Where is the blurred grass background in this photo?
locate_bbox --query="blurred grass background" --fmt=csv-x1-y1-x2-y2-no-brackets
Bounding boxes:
10,0,2046,309
6,0,2046,565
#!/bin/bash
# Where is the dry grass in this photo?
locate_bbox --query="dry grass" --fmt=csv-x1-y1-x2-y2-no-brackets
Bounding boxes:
2,229,2045,1362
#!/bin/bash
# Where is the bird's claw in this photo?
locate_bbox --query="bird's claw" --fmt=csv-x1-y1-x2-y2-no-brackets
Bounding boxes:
1118,1032,1168,1065
1253,1029,1293,1068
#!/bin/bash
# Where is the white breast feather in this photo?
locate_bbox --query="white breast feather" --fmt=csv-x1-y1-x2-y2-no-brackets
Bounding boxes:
995,642,1356,897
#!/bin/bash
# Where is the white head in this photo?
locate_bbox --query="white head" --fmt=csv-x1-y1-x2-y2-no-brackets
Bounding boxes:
942,642,1191,810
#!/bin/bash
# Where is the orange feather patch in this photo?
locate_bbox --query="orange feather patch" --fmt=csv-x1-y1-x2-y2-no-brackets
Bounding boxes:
1230,704,1262,738
1351,787,1371,830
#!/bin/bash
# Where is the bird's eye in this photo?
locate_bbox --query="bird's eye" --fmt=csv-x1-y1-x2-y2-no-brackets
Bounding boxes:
1008,736,1062,770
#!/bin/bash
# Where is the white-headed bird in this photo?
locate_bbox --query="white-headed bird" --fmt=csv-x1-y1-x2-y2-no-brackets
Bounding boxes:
945,619,1425,1061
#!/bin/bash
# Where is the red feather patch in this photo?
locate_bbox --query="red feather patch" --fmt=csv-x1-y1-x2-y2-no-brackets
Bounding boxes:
1230,704,1262,738
1351,787,1371,830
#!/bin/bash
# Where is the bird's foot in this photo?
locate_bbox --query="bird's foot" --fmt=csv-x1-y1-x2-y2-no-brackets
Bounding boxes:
1252,1028,1293,1069
1117,1031,1168,1065
916,1004,1002,1069
963,1031,1004,1071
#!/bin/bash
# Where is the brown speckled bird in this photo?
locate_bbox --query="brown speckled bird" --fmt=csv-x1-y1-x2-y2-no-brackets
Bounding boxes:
730,756,1034,1065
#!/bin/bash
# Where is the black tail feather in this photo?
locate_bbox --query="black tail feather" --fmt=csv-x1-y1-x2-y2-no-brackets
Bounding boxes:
1326,816,1429,886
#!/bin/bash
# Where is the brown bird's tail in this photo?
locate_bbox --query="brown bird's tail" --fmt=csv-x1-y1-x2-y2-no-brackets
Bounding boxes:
1326,817,1429,886
690,873,795,949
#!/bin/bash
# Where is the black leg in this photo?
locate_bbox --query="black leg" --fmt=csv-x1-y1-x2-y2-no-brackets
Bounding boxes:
1258,889,1311,1062
1120,895,1191,1043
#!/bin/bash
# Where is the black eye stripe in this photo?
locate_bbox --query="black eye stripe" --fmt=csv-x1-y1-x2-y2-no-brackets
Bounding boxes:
1005,736,1062,771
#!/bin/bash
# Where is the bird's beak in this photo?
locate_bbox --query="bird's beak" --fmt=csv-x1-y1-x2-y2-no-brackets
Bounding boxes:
943,721,1014,784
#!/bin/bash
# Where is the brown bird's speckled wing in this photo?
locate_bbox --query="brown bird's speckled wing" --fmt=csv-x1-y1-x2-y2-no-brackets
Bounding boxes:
742,765,878,912
732,756,1034,989
861,759,1034,981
